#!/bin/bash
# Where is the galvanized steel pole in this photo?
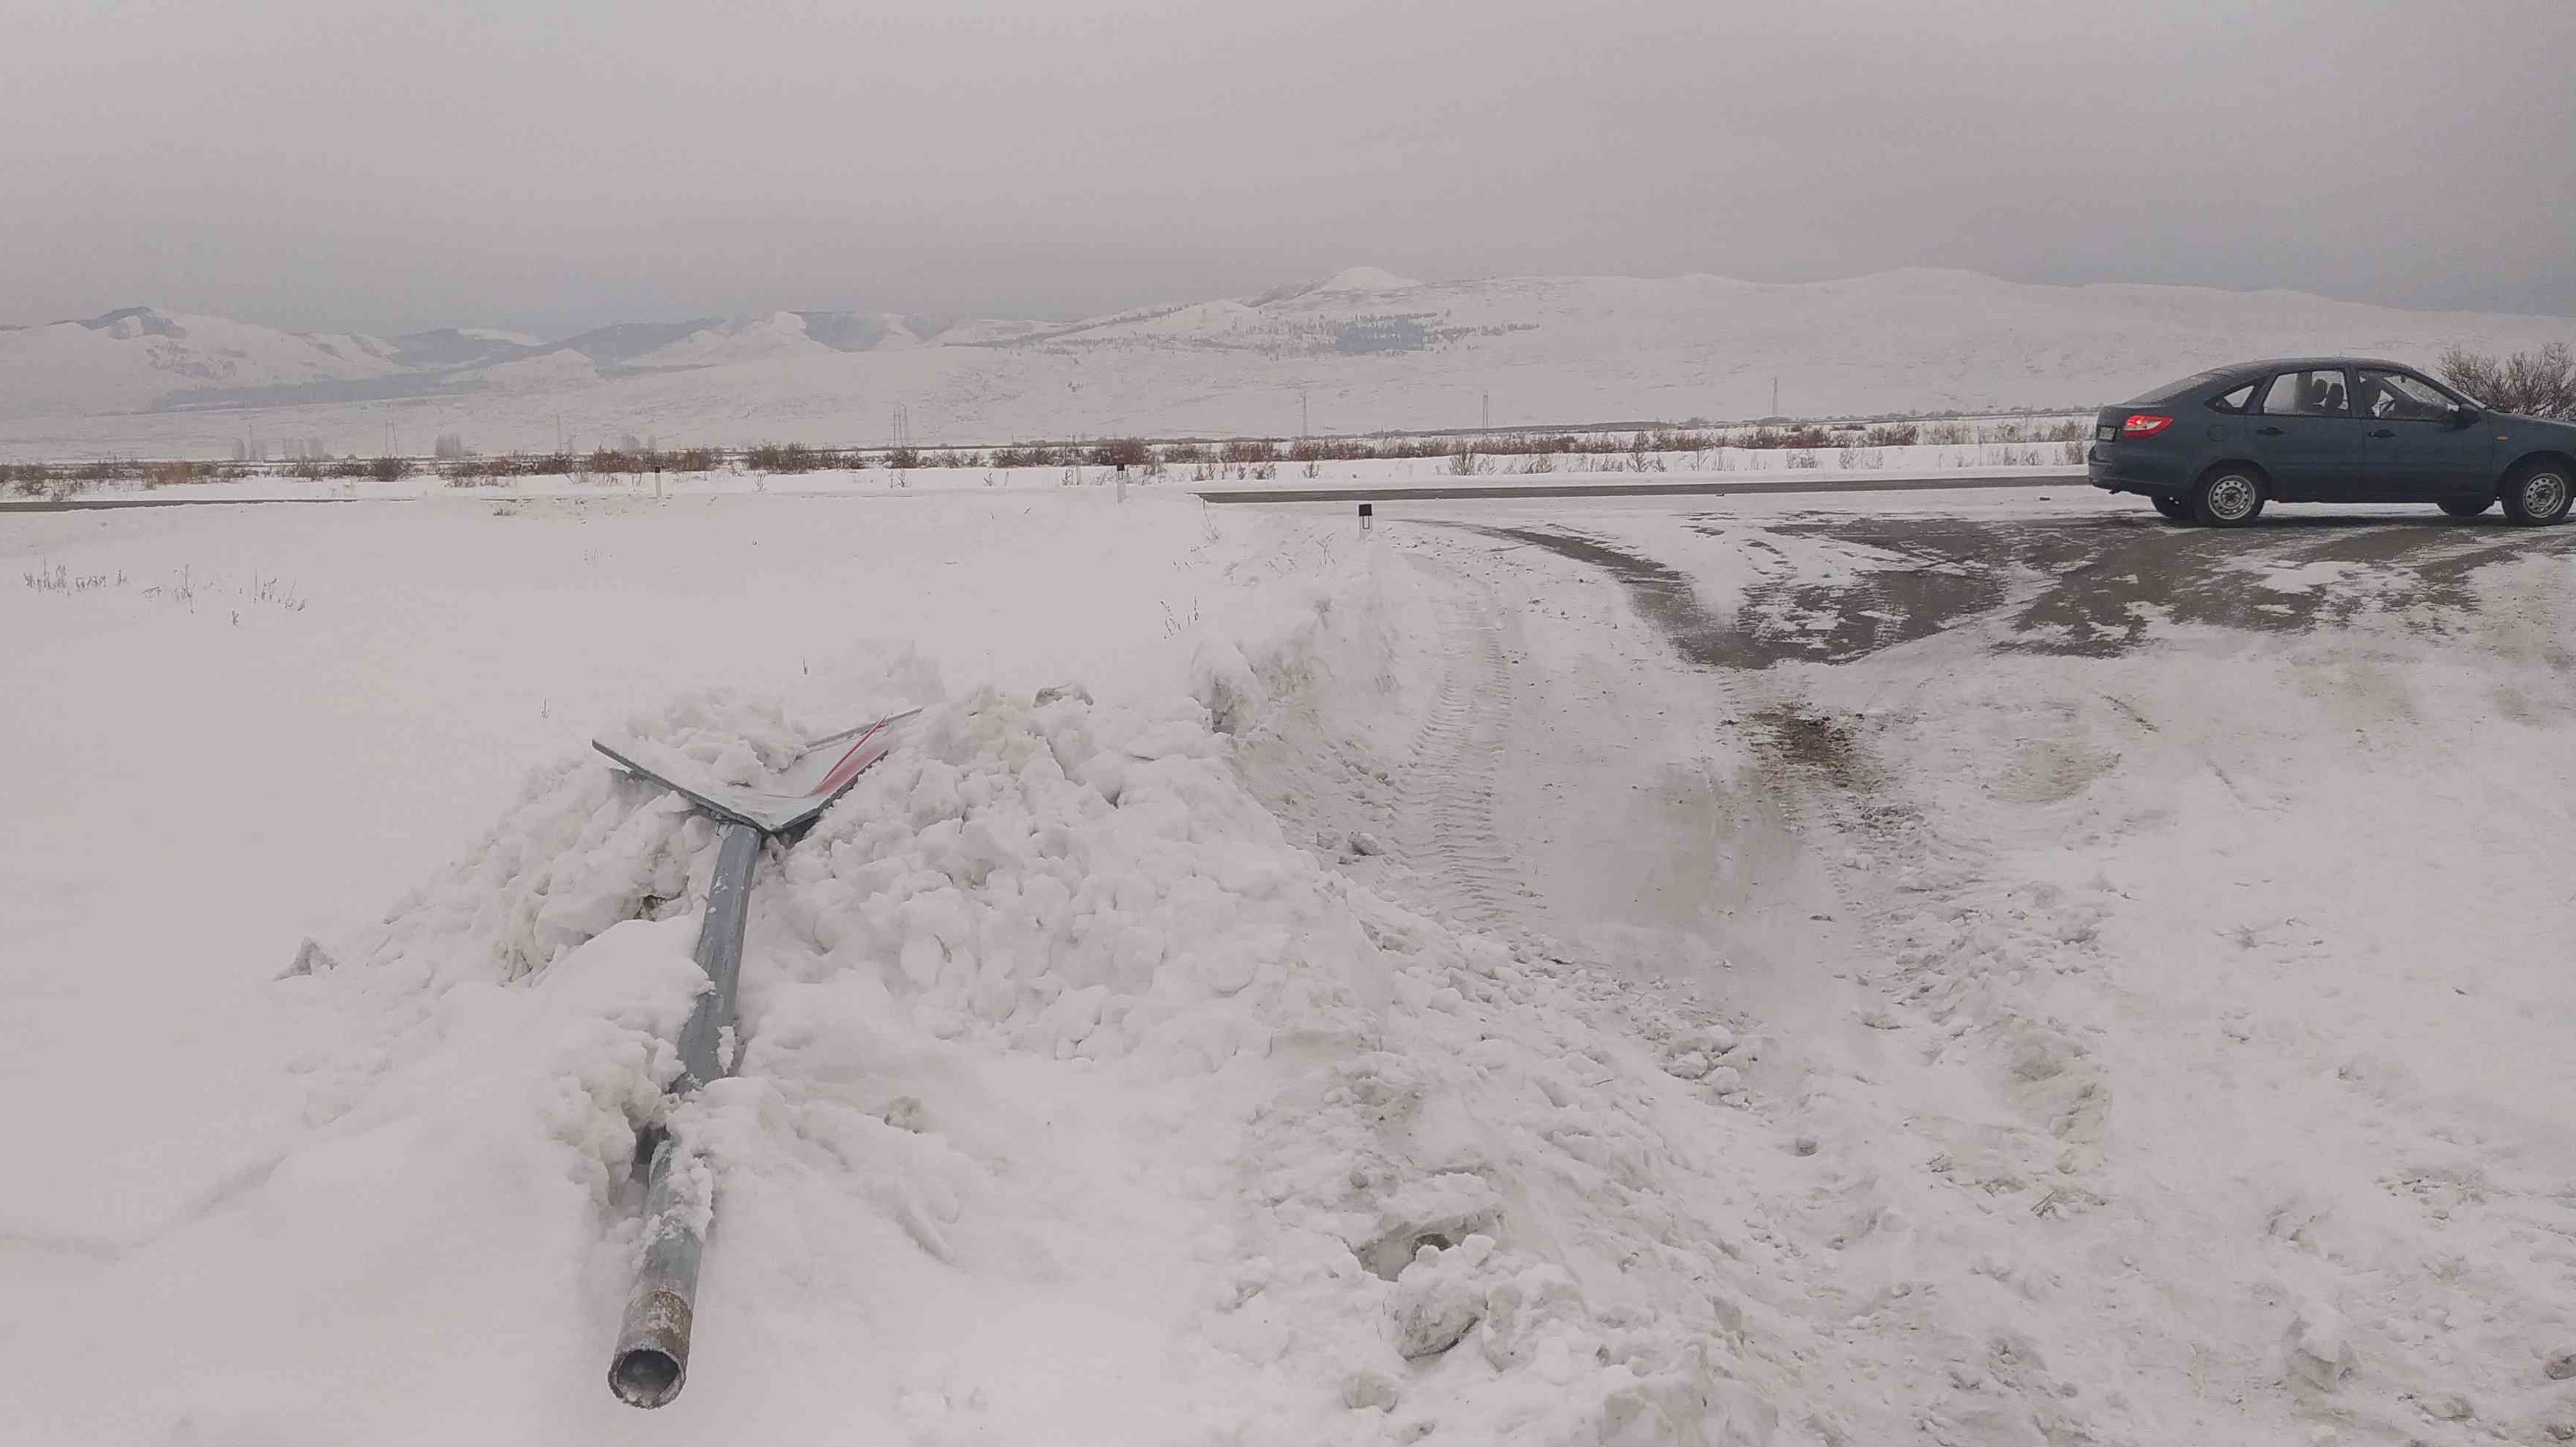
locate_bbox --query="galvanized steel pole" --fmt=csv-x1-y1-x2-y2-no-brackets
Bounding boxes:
608,819,761,1409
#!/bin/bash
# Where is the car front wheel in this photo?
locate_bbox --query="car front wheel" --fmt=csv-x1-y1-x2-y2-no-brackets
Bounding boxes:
2501,463,2573,526
2151,494,2192,522
2191,467,2266,527
2437,495,2493,519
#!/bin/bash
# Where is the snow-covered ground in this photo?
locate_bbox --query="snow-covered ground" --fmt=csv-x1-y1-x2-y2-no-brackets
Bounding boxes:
4,486,2573,1443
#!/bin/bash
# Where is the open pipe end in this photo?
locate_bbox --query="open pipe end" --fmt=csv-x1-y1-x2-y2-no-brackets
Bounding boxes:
610,1345,686,1409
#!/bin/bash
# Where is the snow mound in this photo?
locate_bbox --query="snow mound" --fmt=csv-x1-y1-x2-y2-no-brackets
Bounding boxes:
61,556,1798,1440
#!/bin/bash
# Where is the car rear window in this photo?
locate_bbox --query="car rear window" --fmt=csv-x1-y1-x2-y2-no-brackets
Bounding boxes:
2125,369,2238,405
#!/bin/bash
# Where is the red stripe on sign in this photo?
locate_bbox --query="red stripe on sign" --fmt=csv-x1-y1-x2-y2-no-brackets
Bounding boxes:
809,722,894,797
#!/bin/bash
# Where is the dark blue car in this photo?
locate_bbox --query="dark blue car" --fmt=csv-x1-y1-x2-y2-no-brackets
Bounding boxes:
2088,357,2576,526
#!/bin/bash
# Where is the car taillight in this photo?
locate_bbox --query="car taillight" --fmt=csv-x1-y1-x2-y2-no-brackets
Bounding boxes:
2120,413,2175,438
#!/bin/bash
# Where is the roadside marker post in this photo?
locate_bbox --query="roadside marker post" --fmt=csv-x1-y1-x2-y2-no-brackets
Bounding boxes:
1360,502,1374,532
592,709,918,1409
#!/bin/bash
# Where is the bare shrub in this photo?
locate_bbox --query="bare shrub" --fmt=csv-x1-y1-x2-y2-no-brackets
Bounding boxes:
2439,343,2576,418
369,455,411,482
1784,449,1819,469
1218,438,1277,464
1919,421,1971,445
1447,444,1489,475
746,441,839,473
1863,423,1919,447
885,446,923,469
1087,437,1152,467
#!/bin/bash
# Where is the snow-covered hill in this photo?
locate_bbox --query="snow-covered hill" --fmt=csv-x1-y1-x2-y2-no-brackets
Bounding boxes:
4,270,2571,457
0,308,403,420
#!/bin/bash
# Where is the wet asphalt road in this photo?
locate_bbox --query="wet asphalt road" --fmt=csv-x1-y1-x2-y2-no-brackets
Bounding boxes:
1463,511,2576,665
0,495,392,512
1196,472,2082,505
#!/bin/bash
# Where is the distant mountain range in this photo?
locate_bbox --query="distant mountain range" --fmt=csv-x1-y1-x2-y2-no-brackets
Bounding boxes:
3,267,2569,458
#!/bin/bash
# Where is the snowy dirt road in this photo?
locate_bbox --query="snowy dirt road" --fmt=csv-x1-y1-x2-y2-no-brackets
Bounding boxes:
1312,494,2576,1444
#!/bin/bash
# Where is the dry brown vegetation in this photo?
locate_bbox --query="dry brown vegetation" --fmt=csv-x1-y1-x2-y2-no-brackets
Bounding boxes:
2440,344,2576,419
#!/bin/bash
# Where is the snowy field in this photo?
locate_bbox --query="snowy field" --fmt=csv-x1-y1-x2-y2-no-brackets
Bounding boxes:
5,486,2575,1444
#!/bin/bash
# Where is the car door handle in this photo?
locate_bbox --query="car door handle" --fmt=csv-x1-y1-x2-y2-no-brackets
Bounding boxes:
2369,428,2395,438
2255,426,2285,436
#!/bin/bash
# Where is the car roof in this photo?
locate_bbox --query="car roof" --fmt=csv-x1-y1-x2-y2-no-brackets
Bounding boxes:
2215,356,2418,379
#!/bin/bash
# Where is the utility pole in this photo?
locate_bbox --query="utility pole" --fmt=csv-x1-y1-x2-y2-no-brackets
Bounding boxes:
1300,390,1309,438
1481,390,1491,432
1771,377,1780,419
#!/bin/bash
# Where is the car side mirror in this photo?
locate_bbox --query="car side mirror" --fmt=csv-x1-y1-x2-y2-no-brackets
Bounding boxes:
2450,405,2481,429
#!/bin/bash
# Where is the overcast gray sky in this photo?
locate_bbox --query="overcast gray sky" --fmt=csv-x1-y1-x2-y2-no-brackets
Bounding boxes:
7,0,2572,334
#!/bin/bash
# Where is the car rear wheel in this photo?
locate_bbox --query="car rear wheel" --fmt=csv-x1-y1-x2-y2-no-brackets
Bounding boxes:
2437,495,2493,518
2151,494,2192,522
2190,467,2266,527
2501,463,2572,526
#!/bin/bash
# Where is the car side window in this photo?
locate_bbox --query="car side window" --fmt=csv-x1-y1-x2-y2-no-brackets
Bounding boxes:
2355,369,2454,422
2207,383,2257,413
2257,369,2352,417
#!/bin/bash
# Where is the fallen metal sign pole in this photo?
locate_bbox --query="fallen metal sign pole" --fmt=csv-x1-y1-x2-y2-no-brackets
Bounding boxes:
593,708,918,1409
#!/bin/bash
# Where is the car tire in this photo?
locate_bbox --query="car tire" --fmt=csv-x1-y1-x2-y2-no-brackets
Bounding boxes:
2500,463,2573,526
2437,495,2493,518
2150,494,2193,522
2190,466,2266,527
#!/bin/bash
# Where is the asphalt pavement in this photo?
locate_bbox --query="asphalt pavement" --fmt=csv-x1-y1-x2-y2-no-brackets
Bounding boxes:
1191,471,2085,504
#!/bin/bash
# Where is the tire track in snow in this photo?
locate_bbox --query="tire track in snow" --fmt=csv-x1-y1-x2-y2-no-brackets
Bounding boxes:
1388,564,1530,931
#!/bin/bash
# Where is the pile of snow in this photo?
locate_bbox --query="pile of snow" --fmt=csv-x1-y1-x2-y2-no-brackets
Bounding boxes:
23,674,1764,1440
0,496,1804,1443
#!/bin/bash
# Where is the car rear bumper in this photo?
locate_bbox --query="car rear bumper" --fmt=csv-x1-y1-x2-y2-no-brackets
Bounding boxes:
2088,447,2183,494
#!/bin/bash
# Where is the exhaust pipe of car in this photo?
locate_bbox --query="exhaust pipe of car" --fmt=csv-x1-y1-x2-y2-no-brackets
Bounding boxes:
607,819,758,1409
